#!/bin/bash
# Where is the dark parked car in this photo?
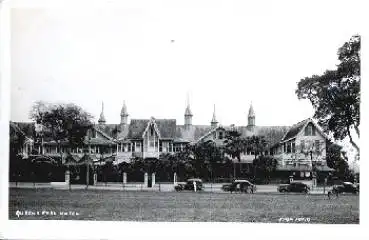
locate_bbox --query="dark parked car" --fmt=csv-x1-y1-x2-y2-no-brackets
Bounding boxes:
329,182,359,195
175,178,203,191
222,180,256,193
277,182,310,193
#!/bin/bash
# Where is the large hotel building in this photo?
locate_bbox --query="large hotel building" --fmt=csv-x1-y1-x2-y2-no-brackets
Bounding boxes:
10,101,333,179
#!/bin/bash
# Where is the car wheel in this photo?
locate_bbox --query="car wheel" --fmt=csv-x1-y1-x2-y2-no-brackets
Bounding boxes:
280,189,287,193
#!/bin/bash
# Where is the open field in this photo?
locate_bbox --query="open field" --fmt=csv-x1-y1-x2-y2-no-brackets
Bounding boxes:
9,188,359,223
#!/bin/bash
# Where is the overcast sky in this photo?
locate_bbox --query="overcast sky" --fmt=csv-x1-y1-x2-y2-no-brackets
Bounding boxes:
10,0,365,127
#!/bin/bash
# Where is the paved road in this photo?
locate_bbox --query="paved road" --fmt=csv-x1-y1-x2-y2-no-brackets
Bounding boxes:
9,182,331,194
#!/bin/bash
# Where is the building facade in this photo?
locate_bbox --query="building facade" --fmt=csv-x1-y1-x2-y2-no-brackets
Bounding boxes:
9,101,333,178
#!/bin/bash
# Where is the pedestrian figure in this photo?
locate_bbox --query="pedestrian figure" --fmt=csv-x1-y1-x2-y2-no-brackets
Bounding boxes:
193,181,197,192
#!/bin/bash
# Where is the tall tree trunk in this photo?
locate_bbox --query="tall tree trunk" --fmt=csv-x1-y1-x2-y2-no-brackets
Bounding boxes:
347,126,360,154
354,125,360,138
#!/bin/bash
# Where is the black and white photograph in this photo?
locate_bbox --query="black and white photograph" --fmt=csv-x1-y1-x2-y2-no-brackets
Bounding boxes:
0,0,367,239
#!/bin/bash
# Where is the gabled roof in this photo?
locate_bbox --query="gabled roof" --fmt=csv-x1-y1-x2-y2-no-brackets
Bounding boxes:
196,125,229,143
280,118,329,142
127,118,177,139
10,122,36,141
94,124,117,140
280,119,309,142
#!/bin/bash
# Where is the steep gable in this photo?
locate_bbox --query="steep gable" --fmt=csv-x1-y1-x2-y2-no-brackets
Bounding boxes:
281,118,328,142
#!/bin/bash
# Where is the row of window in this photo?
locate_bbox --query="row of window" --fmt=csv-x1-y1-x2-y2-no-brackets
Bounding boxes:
38,142,186,154
212,131,224,140
282,140,322,154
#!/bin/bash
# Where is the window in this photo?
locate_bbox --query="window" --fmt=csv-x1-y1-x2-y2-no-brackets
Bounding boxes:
218,131,224,140
132,143,135,152
150,126,154,136
283,143,286,153
292,142,296,153
136,142,141,152
159,141,163,152
300,140,305,153
287,142,291,153
128,143,131,152
304,123,316,136
315,140,320,154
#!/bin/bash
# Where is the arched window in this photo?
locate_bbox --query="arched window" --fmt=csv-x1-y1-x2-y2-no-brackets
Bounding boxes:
304,123,316,136
150,126,154,136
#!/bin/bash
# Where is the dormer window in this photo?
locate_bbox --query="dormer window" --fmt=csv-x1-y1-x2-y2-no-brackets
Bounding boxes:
304,123,316,136
150,126,154,136
218,131,224,140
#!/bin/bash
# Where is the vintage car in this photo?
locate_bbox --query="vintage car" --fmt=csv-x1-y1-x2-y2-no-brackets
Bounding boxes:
277,182,310,193
222,179,256,193
174,178,203,191
329,182,359,195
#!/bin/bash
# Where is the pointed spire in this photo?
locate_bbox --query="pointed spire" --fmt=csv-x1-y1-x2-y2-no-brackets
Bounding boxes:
121,100,128,117
248,102,255,128
185,92,192,116
98,101,106,124
211,104,218,127
248,102,255,117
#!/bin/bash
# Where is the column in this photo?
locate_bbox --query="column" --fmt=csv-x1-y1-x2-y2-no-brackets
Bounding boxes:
65,170,70,185
152,173,156,187
174,172,177,185
144,172,148,188
123,172,127,185
93,172,97,185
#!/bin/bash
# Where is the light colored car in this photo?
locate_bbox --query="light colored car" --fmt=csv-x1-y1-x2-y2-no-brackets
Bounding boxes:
222,179,256,193
175,178,203,191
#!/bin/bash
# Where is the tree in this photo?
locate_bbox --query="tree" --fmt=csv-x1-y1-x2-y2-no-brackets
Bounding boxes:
252,156,278,183
224,130,247,178
30,101,93,163
326,142,351,181
192,140,222,180
247,135,268,159
296,35,360,155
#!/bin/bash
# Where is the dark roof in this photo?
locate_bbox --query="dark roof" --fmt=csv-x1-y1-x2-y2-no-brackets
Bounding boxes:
127,119,150,139
10,122,36,138
91,123,130,140
281,119,310,142
175,125,212,142
237,125,290,147
155,119,177,138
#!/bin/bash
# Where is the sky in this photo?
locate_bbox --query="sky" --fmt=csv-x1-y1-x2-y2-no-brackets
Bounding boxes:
10,0,365,127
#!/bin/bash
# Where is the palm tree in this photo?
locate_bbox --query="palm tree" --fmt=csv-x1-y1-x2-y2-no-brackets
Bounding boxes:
224,130,247,179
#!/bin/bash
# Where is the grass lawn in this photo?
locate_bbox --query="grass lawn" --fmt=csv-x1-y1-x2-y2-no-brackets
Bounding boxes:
9,188,359,223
